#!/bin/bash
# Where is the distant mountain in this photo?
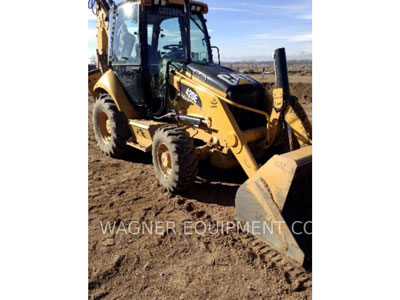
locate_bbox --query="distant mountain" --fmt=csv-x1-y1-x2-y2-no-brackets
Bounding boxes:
221,51,312,63
222,60,312,66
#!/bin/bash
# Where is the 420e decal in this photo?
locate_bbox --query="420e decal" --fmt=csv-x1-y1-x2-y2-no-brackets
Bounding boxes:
180,83,202,108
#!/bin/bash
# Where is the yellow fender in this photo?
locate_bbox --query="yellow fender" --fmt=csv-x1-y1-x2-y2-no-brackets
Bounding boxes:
93,70,140,119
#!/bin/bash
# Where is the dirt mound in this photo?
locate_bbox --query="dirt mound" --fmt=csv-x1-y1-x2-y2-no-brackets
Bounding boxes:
291,83,312,104
89,86,313,299
263,82,312,103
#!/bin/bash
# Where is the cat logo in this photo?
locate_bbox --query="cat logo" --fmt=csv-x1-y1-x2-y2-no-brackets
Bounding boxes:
217,73,257,86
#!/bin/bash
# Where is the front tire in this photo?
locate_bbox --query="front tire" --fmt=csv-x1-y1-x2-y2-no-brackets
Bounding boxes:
152,126,198,193
93,94,131,158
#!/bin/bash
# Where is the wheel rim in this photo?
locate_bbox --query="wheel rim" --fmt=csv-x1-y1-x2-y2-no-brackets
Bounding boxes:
157,143,172,178
98,111,112,143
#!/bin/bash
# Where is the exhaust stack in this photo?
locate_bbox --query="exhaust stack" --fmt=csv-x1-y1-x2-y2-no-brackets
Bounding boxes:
274,48,291,104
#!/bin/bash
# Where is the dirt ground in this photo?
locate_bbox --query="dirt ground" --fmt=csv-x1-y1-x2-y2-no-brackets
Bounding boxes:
89,82,312,300
251,74,312,84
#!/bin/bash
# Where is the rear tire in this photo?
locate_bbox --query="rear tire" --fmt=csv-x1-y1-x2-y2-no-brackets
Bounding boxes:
93,94,131,158
152,126,198,193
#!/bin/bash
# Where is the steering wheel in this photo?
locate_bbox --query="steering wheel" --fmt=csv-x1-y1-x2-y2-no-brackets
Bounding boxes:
163,44,184,51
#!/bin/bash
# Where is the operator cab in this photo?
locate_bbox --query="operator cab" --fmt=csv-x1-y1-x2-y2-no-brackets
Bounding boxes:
108,0,212,115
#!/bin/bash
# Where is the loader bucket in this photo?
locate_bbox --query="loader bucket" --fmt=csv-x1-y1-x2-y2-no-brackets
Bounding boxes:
235,146,312,267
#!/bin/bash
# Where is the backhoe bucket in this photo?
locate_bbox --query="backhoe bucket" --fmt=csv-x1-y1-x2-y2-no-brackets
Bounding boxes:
235,146,312,267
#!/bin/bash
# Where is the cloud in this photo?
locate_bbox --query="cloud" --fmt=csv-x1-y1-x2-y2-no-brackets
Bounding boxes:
209,7,246,13
209,6,265,16
88,29,97,42
249,33,312,43
217,2,311,19
248,4,307,10
250,34,275,39
297,14,312,20
88,9,96,20
288,34,312,42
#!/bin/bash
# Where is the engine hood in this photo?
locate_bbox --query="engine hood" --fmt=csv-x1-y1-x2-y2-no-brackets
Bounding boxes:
185,63,263,94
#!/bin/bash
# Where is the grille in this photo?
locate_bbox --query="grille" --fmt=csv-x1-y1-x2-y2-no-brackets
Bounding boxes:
226,85,267,131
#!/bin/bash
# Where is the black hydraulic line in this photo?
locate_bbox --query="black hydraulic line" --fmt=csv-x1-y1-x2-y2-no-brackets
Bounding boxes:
88,0,114,14
175,114,207,127
154,110,207,127
88,0,95,9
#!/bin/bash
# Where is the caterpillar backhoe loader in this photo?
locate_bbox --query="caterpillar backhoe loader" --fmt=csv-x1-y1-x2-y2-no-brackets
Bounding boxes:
88,0,312,267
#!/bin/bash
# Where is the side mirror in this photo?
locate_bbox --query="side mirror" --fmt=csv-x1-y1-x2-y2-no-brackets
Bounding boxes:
211,46,221,65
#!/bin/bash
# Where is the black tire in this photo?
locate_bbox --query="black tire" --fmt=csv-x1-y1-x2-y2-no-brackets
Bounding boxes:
152,126,198,193
93,94,131,158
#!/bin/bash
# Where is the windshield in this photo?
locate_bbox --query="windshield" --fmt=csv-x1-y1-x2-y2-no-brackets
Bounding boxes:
145,6,211,67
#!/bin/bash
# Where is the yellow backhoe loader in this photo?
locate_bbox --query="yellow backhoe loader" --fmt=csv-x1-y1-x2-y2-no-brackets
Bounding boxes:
88,0,312,267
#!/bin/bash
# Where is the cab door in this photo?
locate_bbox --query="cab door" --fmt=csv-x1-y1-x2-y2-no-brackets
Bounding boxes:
110,2,146,107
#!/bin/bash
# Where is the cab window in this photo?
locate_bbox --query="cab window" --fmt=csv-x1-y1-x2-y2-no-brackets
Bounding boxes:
190,14,209,63
112,2,141,65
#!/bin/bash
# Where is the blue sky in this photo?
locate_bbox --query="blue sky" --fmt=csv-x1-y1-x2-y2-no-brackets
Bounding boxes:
88,0,311,62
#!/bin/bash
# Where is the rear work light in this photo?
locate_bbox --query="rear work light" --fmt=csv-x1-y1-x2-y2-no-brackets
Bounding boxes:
190,4,205,13
151,0,166,5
